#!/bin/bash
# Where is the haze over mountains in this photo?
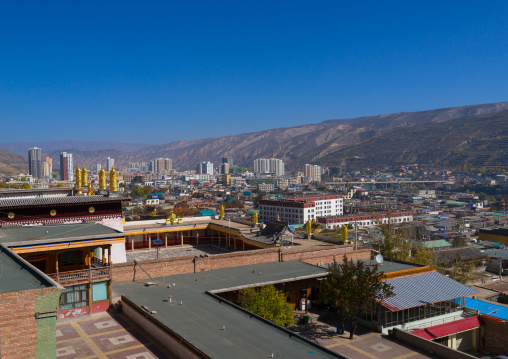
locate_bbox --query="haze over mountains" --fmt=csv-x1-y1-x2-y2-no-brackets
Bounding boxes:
1,101,508,175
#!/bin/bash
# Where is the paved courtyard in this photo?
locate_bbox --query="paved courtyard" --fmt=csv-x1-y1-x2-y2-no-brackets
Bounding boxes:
291,312,434,359
125,244,228,262
56,312,173,359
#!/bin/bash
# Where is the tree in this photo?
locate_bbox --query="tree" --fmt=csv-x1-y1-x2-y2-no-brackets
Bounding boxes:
321,255,394,339
452,236,467,248
237,285,294,328
320,258,353,334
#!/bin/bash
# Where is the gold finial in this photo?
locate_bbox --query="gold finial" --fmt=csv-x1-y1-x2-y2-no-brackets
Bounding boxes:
253,211,258,225
277,213,280,221
341,225,348,243
305,219,312,237
81,166,89,192
165,209,180,225
109,166,118,192
219,205,225,218
88,181,95,195
75,167,83,195
99,166,107,190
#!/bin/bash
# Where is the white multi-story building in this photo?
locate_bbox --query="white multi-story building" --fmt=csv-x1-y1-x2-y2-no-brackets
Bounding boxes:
258,194,343,224
317,211,414,229
197,161,214,175
106,157,115,171
254,158,284,176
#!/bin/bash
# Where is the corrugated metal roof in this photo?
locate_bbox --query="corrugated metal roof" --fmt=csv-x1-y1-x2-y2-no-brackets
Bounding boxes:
381,271,478,311
465,298,508,321
411,316,482,339
0,195,129,208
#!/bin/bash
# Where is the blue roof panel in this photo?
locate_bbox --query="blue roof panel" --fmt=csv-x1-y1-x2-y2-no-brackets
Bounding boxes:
465,298,508,321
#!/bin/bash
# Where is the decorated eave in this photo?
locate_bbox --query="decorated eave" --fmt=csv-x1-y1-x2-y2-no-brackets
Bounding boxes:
0,195,131,209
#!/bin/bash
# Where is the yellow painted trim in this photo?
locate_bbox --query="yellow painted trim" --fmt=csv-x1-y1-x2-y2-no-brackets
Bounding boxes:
10,237,125,254
125,225,208,236
382,265,435,280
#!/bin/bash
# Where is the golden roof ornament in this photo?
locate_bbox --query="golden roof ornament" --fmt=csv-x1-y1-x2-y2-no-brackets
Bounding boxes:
99,166,107,190
109,166,118,192
75,166,83,195
81,166,89,192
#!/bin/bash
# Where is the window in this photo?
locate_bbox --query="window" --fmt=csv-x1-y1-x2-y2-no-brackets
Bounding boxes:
60,284,88,310
92,282,108,302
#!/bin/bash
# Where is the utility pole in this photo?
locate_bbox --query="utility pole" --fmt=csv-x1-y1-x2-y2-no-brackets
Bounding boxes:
354,220,358,251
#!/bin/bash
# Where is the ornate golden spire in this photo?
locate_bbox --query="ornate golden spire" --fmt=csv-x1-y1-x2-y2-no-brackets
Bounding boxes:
99,166,107,190
305,219,312,237
253,211,258,225
81,166,88,192
219,205,225,218
75,167,83,195
109,166,118,192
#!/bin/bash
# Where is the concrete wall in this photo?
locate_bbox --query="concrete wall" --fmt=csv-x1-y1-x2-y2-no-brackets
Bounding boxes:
0,287,61,359
482,315,508,355
112,245,371,282
390,328,478,359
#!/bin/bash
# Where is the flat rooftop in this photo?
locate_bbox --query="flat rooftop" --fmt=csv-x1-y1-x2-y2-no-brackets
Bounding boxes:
319,258,422,274
0,245,56,293
113,261,345,359
0,223,123,245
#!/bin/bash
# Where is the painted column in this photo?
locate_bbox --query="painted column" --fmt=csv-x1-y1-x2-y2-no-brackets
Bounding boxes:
165,233,168,248
196,232,199,245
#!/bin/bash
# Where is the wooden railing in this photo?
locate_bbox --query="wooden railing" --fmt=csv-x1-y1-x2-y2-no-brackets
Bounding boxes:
48,266,110,284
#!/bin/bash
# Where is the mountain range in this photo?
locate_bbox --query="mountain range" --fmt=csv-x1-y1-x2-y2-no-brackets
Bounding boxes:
1,101,508,175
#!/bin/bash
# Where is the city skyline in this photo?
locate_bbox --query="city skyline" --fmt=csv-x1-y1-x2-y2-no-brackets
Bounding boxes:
1,2,508,144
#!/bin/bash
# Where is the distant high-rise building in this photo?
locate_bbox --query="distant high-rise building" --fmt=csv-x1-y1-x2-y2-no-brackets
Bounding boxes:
106,157,115,171
46,156,52,174
253,158,284,176
42,156,52,178
42,162,51,178
305,164,322,182
220,163,230,175
196,161,214,175
28,147,42,179
222,157,234,167
60,152,74,181
96,163,102,172
154,158,172,174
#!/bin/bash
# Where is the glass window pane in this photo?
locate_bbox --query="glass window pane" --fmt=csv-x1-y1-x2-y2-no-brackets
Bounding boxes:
92,282,108,302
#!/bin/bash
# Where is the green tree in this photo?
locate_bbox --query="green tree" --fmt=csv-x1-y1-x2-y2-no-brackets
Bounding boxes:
320,258,353,334
321,255,394,339
237,285,294,328
22,183,32,189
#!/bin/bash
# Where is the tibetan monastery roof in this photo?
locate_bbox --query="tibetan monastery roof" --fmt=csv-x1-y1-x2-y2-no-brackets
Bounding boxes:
0,195,130,209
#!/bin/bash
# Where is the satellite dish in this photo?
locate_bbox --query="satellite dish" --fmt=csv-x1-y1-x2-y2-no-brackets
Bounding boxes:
375,254,384,264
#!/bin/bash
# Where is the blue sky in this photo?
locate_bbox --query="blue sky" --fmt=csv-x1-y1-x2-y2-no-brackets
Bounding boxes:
1,1,507,144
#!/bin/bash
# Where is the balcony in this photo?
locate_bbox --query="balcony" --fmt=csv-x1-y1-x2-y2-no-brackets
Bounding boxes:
48,266,110,285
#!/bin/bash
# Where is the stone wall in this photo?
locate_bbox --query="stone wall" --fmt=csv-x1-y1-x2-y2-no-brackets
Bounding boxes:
112,245,371,282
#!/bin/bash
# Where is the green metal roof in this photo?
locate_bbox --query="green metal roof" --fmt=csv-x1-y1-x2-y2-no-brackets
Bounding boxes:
0,223,123,244
422,240,452,248
0,245,57,293
483,249,508,260
113,261,345,359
